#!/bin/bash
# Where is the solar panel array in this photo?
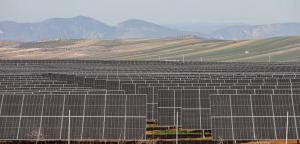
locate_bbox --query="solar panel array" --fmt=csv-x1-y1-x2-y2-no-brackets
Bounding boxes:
0,60,300,142
0,74,146,141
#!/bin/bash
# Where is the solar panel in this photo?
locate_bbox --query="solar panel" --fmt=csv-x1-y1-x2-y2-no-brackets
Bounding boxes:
210,94,300,140
121,83,136,94
157,89,181,126
181,89,215,130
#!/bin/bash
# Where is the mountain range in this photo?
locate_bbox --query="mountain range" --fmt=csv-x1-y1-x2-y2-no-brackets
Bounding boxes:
0,16,198,41
0,16,300,41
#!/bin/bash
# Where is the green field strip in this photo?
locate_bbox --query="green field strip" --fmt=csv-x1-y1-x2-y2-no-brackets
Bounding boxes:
185,37,299,61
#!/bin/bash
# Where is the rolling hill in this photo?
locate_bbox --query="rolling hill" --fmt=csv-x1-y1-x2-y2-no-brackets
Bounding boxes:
1,36,300,62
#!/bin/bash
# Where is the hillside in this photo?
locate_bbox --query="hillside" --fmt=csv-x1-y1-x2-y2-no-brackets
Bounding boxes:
0,36,300,62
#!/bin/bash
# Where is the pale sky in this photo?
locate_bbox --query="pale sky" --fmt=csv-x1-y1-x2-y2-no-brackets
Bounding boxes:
0,0,299,25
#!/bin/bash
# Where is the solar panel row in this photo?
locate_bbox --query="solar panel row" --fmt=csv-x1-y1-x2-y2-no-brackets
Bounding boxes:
211,94,300,140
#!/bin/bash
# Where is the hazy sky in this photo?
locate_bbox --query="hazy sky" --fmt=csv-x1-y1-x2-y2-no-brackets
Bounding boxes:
1,0,300,25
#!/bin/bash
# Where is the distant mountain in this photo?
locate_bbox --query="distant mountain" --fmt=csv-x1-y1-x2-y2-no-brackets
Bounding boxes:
169,22,300,40
113,19,193,38
0,16,113,41
166,23,242,34
210,23,300,40
0,16,198,41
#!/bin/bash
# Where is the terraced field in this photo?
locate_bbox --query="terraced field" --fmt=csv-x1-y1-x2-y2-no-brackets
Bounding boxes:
0,36,300,62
